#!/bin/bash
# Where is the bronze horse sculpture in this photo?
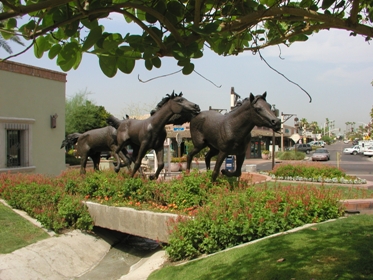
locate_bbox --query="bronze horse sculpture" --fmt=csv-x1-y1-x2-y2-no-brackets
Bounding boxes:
61,122,131,174
112,91,200,179
186,92,281,181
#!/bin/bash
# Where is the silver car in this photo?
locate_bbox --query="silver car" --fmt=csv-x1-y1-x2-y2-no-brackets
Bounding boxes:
311,148,330,161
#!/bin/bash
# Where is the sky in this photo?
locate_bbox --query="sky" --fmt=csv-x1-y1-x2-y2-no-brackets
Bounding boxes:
1,17,373,135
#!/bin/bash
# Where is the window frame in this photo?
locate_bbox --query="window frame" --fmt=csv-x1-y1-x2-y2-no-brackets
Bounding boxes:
0,117,35,173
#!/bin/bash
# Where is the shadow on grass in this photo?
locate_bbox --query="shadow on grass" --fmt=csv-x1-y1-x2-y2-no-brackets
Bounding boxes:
149,215,373,280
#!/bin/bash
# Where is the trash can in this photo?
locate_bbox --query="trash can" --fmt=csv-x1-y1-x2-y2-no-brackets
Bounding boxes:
225,155,235,171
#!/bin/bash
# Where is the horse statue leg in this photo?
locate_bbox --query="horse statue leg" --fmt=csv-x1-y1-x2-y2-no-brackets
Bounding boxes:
118,151,132,171
130,147,148,178
211,152,228,181
221,154,245,178
186,148,199,171
80,153,88,175
150,149,165,180
91,152,101,171
204,147,219,170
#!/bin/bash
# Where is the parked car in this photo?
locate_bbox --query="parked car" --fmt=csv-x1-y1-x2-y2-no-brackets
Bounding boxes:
343,145,362,155
308,141,325,147
363,147,373,157
343,140,350,144
311,148,330,161
294,143,312,153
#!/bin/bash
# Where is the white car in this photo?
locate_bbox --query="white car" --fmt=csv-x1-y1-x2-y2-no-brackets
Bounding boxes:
309,141,325,147
343,145,362,155
363,147,373,157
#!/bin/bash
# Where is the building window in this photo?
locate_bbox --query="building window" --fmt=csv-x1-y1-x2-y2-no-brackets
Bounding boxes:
0,118,34,171
7,130,21,167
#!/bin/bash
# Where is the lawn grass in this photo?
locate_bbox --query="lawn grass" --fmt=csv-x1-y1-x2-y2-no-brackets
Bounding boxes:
0,202,50,254
149,214,373,280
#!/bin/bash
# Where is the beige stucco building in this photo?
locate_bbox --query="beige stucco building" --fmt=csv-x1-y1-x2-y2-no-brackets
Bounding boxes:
0,60,66,175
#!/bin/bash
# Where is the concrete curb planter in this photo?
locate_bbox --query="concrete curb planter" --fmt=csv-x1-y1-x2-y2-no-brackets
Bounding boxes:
84,201,180,243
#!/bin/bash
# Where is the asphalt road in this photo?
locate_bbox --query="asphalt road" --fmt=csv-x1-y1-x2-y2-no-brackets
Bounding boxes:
256,141,373,181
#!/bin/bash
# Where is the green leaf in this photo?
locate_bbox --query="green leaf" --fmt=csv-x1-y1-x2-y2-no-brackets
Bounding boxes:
57,42,80,71
34,36,49,58
152,57,161,68
81,19,99,29
73,51,82,70
48,44,62,59
191,50,203,59
102,33,123,51
136,10,146,21
154,0,167,14
82,26,103,51
145,12,158,24
99,55,118,77
117,57,135,74
6,18,17,29
269,0,278,6
321,0,336,9
145,59,153,70
167,1,184,17
182,63,194,75
289,34,309,42
19,20,36,37
0,31,12,40
177,58,190,66
64,20,79,37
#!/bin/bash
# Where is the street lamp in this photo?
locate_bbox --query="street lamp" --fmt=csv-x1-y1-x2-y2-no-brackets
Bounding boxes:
271,105,279,169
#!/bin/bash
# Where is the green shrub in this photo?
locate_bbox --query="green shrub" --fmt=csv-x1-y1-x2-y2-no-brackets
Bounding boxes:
270,162,348,181
166,184,344,261
276,151,305,160
65,153,80,165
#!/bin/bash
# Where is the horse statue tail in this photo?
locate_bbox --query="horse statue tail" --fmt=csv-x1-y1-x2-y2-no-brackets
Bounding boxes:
60,133,81,149
107,115,124,129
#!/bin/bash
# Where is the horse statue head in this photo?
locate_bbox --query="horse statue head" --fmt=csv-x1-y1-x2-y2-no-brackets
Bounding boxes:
150,91,200,125
247,92,281,132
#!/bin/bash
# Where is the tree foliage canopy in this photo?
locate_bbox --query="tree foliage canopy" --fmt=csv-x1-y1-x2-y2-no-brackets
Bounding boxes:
65,90,111,135
0,0,372,77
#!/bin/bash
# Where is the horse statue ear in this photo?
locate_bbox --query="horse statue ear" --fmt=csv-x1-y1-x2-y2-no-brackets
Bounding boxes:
179,92,183,97
262,91,267,100
249,93,255,102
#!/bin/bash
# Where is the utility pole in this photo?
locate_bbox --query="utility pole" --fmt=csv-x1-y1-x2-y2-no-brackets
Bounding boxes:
280,112,298,151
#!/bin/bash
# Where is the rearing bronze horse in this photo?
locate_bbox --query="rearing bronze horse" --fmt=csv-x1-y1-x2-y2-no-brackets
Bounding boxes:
186,92,281,181
114,91,200,179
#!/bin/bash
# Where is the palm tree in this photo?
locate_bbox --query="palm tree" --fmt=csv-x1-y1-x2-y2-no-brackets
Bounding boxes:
0,4,24,54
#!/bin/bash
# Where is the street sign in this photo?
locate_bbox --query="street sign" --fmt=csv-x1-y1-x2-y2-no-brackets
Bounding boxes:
173,127,185,131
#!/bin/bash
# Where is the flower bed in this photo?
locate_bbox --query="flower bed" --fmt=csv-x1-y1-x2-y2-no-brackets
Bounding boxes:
262,162,367,184
0,168,365,262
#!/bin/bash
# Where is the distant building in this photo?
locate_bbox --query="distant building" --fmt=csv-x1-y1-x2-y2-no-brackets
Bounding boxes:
0,60,66,175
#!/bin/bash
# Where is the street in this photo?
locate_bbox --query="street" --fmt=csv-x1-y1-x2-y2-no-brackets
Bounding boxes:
255,141,373,182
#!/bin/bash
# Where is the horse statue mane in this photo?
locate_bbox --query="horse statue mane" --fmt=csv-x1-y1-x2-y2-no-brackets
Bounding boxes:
150,91,182,115
150,91,197,125
229,93,266,113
